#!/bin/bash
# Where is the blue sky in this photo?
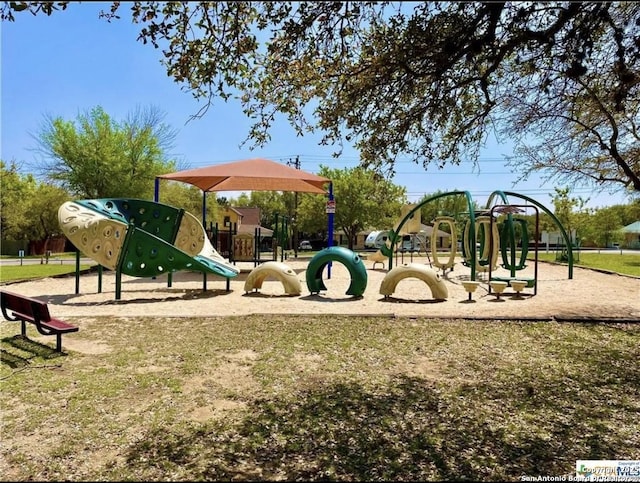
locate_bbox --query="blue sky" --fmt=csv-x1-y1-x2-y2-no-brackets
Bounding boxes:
1,2,632,210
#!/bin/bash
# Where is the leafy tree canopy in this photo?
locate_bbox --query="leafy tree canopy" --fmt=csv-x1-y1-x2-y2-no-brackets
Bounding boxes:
158,180,219,225
297,166,406,249
549,186,589,243
230,190,288,230
1,160,37,240
0,159,70,242
32,105,178,199
4,1,639,193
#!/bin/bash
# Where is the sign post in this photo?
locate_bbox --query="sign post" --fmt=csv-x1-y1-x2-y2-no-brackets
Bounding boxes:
326,185,335,278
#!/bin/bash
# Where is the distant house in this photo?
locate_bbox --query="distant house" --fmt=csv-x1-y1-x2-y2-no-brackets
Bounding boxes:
540,229,578,247
216,206,272,236
332,229,369,249
621,221,640,249
418,223,451,249
214,206,273,257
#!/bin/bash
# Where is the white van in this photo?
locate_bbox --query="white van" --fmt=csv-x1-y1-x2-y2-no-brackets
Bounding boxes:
364,230,390,249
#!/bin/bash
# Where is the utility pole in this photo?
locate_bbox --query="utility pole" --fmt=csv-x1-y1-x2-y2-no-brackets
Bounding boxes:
287,155,301,258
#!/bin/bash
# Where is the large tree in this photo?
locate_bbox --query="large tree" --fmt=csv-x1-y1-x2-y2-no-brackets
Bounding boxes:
582,207,624,248
32,105,179,199
5,2,640,193
156,180,219,226
549,187,590,245
0,160,37,241
0,160,71,256
297,166,406,250
501,3,640,195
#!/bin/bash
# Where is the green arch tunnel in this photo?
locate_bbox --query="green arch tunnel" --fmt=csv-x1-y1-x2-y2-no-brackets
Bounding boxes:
305,246,368,296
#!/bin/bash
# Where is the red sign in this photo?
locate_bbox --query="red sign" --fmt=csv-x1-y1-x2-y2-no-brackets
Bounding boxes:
326,200,336,213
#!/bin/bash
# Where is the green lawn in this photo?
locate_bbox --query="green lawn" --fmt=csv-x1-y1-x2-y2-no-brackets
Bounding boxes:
0,252,93,280
1,316,638,481
0,262,96,282
532,251,640,277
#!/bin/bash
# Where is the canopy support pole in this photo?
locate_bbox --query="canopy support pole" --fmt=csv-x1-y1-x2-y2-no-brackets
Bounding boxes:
327,182,334,279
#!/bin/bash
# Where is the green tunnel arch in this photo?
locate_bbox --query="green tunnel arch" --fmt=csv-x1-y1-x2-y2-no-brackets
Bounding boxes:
306,246,368,296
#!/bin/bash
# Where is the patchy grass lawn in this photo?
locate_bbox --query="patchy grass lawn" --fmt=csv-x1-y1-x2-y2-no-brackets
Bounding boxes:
533,251,640,277
1,315,638,481
0,263,96,282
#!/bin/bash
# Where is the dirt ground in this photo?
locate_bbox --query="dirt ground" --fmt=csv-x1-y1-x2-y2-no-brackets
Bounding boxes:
2,254,639,322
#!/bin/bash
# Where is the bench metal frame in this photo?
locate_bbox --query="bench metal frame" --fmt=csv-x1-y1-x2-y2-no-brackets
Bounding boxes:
0,289,78,352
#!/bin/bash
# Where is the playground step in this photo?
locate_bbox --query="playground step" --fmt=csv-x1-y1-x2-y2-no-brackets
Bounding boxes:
490,276,535,288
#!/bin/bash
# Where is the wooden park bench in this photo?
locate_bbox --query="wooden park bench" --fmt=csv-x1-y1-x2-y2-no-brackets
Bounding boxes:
0,289,78,352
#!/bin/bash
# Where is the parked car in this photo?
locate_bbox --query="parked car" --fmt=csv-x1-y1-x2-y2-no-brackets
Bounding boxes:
298,240,313,251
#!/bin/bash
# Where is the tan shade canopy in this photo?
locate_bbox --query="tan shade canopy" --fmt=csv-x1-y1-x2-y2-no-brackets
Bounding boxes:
158,158,330,194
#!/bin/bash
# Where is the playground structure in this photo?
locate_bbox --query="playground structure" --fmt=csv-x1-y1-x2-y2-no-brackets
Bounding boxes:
58,190,574,304
366,203,428,269
461,215,500,273
301,246,449,301
379,190,574,297
155,157,336,266
244,261,302,296
486,203,540,295
379,263,448,300
203,212,288,266
430,216,457,272
58,198,240,299
368,248,389,270
305,246,368,297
